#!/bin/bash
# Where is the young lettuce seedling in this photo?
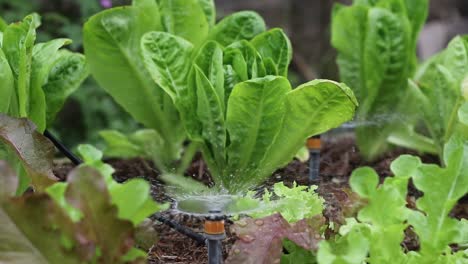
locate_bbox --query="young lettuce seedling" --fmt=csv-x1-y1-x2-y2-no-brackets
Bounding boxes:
141,30,358,193
331,0,429,160
389,36,468,160
83,0,265,175
317,135,468,264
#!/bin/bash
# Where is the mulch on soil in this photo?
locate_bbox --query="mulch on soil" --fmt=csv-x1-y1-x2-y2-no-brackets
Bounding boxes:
52,136,467,264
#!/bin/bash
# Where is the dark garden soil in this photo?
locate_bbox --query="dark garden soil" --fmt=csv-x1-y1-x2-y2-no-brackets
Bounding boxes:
53,135,468,264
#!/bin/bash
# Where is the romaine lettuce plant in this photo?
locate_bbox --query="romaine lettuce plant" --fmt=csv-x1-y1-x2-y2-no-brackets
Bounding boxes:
0,14,88,132
141,31,358,193
389,36,468,159
83,0,266,174
331,0,429,160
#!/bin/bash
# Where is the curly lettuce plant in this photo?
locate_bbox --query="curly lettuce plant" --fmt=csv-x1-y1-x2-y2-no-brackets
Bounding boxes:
83,0,266,174
0,162,152,263
0,114,167,262
389,36,468,160
331,0,429,160
141,29,358,193
318,136,468,263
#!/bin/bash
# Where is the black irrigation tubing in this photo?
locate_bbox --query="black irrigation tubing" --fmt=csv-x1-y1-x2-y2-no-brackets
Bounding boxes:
151,213,207,245
43,130,206,244
44,130,83,165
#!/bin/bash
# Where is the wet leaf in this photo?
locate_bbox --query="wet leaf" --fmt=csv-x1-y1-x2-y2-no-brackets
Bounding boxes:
226,213,325,264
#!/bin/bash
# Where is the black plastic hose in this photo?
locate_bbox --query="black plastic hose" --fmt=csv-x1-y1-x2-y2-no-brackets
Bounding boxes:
151,213,206,244
44,130,83,165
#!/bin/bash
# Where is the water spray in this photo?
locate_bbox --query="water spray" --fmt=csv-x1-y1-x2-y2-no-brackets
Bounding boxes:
307,135,321,184
204,209,226,264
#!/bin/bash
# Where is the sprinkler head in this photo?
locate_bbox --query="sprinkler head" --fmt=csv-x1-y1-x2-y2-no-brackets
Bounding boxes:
307,135,321,183
205,210,225,235
307,135,321,151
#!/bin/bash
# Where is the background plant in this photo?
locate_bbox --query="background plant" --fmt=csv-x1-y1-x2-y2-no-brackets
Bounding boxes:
0,0,140,148
0,13,87,132
389,35,468,160
331,0,429,160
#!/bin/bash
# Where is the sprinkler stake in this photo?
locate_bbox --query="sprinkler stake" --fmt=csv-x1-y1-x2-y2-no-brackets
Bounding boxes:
307,135,321,184
205,210,226,264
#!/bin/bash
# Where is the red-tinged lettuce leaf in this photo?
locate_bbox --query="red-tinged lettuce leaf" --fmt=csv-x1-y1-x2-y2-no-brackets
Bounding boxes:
0,114,58,191
0,194,89,264
65,166,135,262
0,161,18,200
226,213,325,264
321,186,365,228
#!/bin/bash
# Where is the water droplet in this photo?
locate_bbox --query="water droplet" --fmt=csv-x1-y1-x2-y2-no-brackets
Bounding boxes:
254,220,264,226
241,235,255,242
237,220,247,227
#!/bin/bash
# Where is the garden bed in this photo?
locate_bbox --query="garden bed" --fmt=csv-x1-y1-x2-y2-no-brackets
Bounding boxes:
53,136,468,264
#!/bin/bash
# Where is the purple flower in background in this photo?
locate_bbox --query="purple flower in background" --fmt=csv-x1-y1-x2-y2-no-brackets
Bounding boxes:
100,0,112,8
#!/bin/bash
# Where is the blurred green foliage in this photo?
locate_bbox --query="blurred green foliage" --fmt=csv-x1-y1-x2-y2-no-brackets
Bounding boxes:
1,0,139,147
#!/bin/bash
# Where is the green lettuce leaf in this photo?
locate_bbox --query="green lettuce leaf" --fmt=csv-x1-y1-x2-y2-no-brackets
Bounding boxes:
158,0,209,46
251,28,292,77
207,11,266,46
0,49,14,113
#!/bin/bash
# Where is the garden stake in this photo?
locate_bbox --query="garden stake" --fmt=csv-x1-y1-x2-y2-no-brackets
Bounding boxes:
307,135,321,184
205,210,226,264
44,130,83,165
